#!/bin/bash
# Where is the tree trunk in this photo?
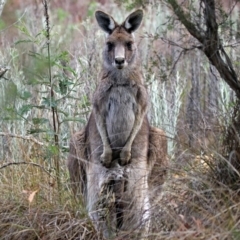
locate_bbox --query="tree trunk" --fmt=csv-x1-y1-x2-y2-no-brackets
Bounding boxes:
0,0,7,17
167,0,240,99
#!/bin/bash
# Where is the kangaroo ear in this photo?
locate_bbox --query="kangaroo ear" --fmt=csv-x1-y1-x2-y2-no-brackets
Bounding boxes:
122,9,143,33
95,11,117,34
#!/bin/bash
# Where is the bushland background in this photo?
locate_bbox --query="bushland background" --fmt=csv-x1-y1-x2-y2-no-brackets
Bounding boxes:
0,0,240,239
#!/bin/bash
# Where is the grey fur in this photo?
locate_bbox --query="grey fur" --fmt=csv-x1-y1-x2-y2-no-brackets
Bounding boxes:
67,9,168,239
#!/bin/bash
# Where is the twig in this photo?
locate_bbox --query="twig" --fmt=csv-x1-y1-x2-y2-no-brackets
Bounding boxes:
0,161,54,178
0,132,44,146
0,9,27,34
0,66,10,79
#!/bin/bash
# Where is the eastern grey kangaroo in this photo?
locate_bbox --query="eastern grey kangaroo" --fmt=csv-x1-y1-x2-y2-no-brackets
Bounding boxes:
67,9,168,239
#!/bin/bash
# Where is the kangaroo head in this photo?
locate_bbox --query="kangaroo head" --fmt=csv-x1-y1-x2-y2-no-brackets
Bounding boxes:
95,9,143,70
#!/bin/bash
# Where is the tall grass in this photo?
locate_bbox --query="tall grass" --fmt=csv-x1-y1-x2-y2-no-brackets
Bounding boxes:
0,0,240,239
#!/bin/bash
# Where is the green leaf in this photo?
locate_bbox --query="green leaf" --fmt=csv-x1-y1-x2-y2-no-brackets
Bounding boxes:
45,145,59,159
55,108,68,117
27,128,47,134
57,9,69,22
2,116,21,121
18,91,32,100
18,104,33,115
54,63,77,76
0,19,6,30
57,51,70,62
4,82,17,105
15,39,34,45
32,118,49,125
87,2,97,17
32,105,46,109
59,79,68,95
15,23,31,37
80,95,91,108
42,97,57,107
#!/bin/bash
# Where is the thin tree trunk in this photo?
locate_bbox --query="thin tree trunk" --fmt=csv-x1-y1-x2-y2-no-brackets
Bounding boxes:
0,0,7,17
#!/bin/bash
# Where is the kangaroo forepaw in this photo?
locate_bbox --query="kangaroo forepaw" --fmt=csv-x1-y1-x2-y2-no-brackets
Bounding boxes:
100,149,112,168
120,148,131,166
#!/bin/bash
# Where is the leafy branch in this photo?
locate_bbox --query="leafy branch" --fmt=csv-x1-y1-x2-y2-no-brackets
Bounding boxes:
43,0,61,196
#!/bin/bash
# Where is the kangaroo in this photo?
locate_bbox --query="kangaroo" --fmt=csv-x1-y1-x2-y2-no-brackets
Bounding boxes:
67,9,168,239
93,9,148,168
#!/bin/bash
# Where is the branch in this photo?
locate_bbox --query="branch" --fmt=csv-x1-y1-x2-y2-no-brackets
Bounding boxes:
167,0,240,99
0,161,54,178
167,0,205,43
0,132,44,146
0,66,10,79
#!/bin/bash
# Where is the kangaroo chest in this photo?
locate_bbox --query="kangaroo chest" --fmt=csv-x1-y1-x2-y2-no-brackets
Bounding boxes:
105,84,138,149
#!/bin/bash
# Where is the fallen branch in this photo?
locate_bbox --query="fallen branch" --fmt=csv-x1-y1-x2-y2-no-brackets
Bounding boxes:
0,161,54,178
0,132,44,146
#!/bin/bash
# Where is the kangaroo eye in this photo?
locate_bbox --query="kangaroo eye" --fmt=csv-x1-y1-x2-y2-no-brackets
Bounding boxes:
107,42,114,51
126,41,133,50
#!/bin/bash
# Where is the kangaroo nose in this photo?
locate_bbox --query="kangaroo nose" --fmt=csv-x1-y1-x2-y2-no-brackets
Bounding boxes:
115,57,125,65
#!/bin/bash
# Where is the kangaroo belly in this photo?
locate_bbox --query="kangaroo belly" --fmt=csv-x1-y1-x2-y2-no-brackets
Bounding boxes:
106,86,136,149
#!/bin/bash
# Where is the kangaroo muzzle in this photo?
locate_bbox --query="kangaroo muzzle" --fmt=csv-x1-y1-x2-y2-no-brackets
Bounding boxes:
114,45,126,69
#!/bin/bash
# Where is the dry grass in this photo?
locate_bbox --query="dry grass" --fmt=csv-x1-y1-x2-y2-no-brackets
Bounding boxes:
0,201,97,240
1,153,240,239
1,0,240,239
0,144,97,240
149,157,240,240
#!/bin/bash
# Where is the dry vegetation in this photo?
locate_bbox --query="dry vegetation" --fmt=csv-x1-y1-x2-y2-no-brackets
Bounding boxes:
0,0,240,239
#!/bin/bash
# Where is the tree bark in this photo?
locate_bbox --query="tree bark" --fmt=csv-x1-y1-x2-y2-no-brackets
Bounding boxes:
167,0,240,99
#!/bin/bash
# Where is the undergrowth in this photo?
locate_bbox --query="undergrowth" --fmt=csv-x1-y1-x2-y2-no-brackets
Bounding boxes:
0,0,240,239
